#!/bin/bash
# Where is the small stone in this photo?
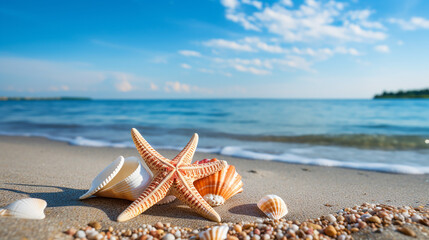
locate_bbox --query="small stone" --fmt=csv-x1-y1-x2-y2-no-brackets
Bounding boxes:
307,223,322,230
75,230,86,238
337,235,346,240
162,233,175,240
66,227,77,236
155,222,164,229
108,226,114,232
174,230,182,238
397,227,416,237
358,221,367,229
367,216,381,224
227,236,239,240
252,235,261,240
326,214,336,223
262,233,270,240
88,221,102,230
351,227,359,233
411,214,422,222
324,225,337,237
254,229,261,235
234,224,242,233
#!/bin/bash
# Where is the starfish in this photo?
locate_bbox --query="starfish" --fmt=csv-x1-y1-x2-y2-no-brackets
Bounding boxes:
117,128,227,222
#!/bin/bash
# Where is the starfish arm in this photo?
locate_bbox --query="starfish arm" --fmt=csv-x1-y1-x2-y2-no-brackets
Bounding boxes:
131,128,174,170
117,171,174,222
173,174,221,222
172,133,198,166
179,160,227,180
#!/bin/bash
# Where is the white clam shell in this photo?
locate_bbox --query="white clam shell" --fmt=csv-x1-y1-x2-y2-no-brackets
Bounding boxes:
257,194,288,220
199,225,228,240
0,198,47,219
80,156,152,201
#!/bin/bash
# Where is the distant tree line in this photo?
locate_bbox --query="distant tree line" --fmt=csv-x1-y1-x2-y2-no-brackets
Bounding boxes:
374,88,429,99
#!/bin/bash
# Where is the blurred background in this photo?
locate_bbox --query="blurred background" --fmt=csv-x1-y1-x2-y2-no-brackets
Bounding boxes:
0,0,428,173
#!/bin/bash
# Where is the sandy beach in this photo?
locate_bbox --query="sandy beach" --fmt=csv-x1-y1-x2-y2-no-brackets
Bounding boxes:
0,135,428,239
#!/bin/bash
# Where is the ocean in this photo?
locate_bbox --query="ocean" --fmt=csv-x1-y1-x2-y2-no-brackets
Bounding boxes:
1,99,428,174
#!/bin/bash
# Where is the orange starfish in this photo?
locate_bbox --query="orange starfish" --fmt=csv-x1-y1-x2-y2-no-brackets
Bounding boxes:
117,128,227,222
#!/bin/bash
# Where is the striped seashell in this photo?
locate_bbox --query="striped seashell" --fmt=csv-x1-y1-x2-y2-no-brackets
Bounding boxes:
0,198,47,220
80,156,152,201
194,158,243,207
257,194,288,220
199,225,229,240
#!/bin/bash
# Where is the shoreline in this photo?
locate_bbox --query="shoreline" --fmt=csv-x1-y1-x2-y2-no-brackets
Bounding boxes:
0,135,428,239
0,133,428,175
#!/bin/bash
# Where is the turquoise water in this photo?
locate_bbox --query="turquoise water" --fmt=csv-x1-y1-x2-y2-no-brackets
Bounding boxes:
1,99,428,174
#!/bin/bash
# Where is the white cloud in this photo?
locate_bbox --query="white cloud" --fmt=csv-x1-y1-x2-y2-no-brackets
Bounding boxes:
116,79,133,92
150,82,159,91
279,0,293,7
233,64,270,75
204,39,254,51
179,50,202,57
164,81,191,93
389,17,429,30
221,0,239,9
220,0,387,42
110,72,137,92
226,11,260,30
374,45,390,53
181,63,192,69
242,0,262,9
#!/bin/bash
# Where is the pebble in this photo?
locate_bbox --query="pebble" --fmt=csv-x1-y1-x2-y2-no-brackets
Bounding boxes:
397,227,416,237
367,216,382,224
162,233,175,240
252,235,261,240
155,222,164,229
324,225,337,237
234,224,242,233
65,203,429,240
66,227,77,236
88,221,102,230
411,214,422,222
75,230,86,238
326,214,336,223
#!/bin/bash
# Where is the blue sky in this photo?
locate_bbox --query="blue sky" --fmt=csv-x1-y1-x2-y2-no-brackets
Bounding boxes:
0,0,428,99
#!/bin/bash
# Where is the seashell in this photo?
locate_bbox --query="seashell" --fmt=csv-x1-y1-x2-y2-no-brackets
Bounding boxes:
257,194,288,220
0,198,47,219
199,225,229,240
80,156,152,201
194,158,243,207
156,195,176,205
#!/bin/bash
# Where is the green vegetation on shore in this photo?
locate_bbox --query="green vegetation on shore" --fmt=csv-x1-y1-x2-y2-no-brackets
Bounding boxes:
374,88,429,99
0,96,91,101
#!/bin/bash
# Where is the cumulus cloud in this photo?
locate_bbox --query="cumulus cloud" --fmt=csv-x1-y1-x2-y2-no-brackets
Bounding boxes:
374,45,390,53
389,17,429,30
179,50,202,57
181,63,192,69
233,64,270,75
150,82,159,91
204,39,254,51
220,0,387,42
221,0,239,9
242,0,262,9
164,81,191,93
